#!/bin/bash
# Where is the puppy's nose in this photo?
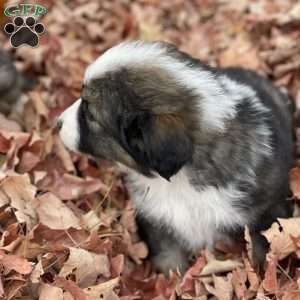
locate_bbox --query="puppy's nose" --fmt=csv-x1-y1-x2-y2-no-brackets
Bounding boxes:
56,119,63,132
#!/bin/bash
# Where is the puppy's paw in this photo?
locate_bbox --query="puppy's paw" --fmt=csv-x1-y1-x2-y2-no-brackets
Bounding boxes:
152,248,189,275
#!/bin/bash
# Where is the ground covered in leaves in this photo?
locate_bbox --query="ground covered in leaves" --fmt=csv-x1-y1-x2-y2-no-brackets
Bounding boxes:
0,0,300,299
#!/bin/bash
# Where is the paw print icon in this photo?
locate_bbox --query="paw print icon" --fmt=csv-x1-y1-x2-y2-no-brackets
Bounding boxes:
4,16,45,48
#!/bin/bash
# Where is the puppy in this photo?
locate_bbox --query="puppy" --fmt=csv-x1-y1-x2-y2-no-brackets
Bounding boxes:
0,49,32,114
58,41,294,274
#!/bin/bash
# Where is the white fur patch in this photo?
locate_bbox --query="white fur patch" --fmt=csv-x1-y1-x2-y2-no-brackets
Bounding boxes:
126,168,246,251
58,99,81,152
84,41,238,132
220,76,273,155
219,75,269,115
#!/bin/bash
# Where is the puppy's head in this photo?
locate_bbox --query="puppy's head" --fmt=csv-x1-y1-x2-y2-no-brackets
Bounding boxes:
58,41,228,179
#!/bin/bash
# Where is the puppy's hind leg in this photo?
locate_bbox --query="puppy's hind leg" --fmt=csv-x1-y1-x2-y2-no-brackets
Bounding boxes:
137,216,189,275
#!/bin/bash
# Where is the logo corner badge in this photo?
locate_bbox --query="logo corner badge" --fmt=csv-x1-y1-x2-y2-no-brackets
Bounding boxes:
3,3,47,48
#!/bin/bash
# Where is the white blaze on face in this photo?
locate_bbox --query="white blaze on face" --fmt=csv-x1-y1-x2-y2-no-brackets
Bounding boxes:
58,99,82,152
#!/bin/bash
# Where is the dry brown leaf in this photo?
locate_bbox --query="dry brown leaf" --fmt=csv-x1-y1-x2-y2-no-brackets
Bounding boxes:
30,224,88,250
83,278,120,300
64,292,75,300
59,247,111,288
0,173,37,229
38,173,108,200
56,277,87,300
180,256,206,293
123,230,148,264
262,222,296,260
290,167,300,198
282,279,300,300
80,210,101,232
0,275,4,298
244,226,255,265
0,113,22,132
219,37,262,71
232,268,247,299
120,206,137,233
130,242,148,260
278,218,300,237
34,192,81,230
111,254,124,277
30,259,44,284
28,91,49,118
262,253,278,294
15,240,46,260
204,274,233,300
244,258,259,293
5,280,27,300
0,250,32,274
17,131,44,173
39,283,64,300
200,252,243,276
54,136,76,173
277,3,300,25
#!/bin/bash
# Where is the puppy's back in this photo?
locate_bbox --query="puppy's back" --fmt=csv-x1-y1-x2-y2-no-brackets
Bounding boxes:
220,67,294,167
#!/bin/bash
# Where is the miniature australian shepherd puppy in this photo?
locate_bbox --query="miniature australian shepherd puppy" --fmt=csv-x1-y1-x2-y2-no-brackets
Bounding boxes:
58,41,294,274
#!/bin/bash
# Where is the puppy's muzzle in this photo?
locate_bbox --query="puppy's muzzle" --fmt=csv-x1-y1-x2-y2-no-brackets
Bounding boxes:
56,99,81,152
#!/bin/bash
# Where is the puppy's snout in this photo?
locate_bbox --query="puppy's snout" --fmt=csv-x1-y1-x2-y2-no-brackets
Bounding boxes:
56,119,63,132
55,99,81,152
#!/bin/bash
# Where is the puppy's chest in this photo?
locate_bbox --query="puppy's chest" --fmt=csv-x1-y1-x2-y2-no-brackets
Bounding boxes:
126,169,246,250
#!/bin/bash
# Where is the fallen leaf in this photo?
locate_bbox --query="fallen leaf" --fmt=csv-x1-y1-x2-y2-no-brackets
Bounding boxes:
200,252,243,276
83,278,120,300
204,274,233,300
81,210,101,232
30,259,44,284
39,283,64,300
111,254,125,277
5,280,27,300
290,168,300,198
0,275,4,298
0,131,31,170
54,136,76,173
56,277,87,300
0,113,22,132
0,173,37,229
17,131,44,173
180,256,206,293
38,172,108,200
59,247,111,287
262,222,296,260
278,218,300,237
34,192,81,230
232,268,247,299
244,258,259,293
262,253,278,294
219,37,262,71
0,250,32,274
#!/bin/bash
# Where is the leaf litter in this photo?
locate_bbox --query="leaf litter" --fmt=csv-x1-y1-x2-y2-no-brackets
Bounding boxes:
0,0,300,299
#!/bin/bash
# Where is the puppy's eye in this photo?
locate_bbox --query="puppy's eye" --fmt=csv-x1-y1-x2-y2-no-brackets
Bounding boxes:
81,100,96,121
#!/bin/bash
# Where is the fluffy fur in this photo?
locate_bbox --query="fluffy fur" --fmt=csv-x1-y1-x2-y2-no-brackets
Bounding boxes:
58,41,294,274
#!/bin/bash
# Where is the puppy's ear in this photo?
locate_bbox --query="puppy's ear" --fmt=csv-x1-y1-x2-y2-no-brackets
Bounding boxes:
120,112,193,180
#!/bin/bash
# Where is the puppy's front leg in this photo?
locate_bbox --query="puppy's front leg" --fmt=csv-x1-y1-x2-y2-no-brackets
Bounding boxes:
137,216,189,274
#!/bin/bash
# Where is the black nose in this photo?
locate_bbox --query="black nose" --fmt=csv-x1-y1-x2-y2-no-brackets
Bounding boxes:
56,119,63,131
